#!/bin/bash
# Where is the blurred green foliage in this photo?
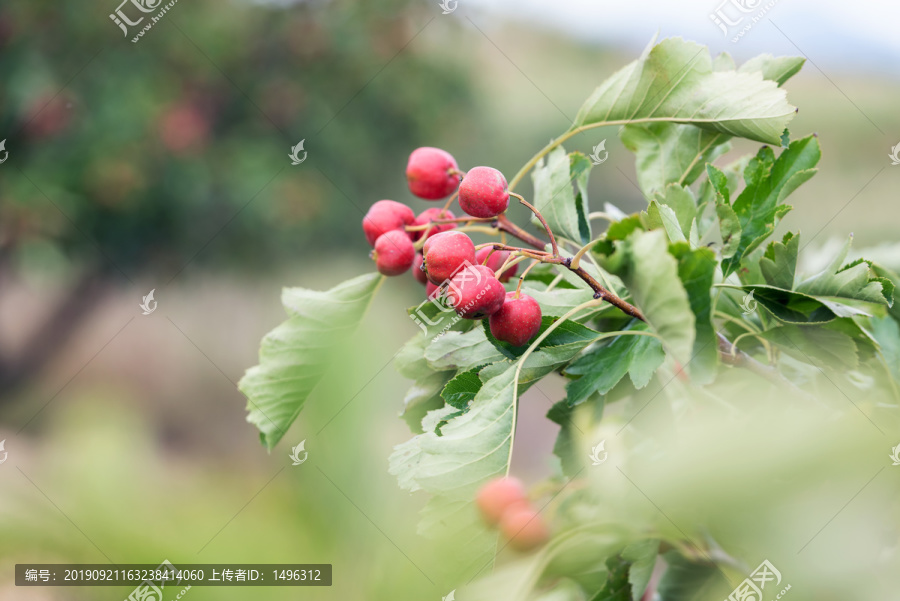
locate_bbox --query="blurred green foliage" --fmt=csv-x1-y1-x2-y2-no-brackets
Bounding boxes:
0,0,478,279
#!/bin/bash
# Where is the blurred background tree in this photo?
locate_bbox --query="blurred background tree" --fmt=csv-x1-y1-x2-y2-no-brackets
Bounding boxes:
0,0,483,394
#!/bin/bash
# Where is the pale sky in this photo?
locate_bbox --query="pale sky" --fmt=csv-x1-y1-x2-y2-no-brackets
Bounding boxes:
463,0,900,75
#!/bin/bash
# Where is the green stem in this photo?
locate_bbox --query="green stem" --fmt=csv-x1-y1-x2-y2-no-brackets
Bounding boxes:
514,259,542,298
508,118,666,192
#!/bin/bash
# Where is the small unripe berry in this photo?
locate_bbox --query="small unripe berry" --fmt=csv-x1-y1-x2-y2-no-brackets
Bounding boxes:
406,147,461,200
412,207,456,241
446,264,505,319
362,200,415,246
372,230,415,276
499,506,549,552
459,166,509,218
489,293,542,347
413,253,429,286
476,477,528,526
422,231,476,285
475,247,518,282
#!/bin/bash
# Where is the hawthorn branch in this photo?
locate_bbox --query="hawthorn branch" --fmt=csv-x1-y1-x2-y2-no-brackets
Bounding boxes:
487,236,812,393
488,206,813,394
495,215,547,250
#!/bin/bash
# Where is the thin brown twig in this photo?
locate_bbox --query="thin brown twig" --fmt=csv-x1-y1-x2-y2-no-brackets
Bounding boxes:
510,192,558,257
495,214,547,250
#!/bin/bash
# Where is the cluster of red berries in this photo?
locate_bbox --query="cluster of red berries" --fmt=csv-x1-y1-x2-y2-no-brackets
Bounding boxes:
362,147,543,346
476,477,549,552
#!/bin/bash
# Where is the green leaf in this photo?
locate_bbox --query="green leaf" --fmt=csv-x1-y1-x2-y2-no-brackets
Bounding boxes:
396,332,455,432
656,551,731,601
726,236,891,325
547,399,604,477
524,286,599,318
425,328,507,371
587,555,632,601
388,365,518,559
618,230,696,364
480,336,604,392
738,54,806,87
572,152,594,244
712,51,735,71
671,243,719,384
871,315,900,384
620,123,731,197
720,135,820,276
462,528,625,601
407,293,474,339
715,203,741,259
722,284,838,324
645,201,686,243
532,147,592,244
606,215,645,243
564,323,664,406
441,368,484,410
574,37,798,145
622,540,660,600
796,235,894,307
656,184,698,237
872,263,900,323
761,324,859,369
395,330,440,379
239,272,384,450
760,231,799,289
401,371,453,434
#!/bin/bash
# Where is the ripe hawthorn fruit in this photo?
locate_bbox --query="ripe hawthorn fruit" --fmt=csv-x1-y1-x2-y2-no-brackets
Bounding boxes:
446,264,505,319
372,230,415,276
499,506,549,552
362,200,415,247
489,292,542,347
476,477,528,526
458,166,509,218
413,253,429,286
412,207,456,242
406,147,461,200
422,230,476,285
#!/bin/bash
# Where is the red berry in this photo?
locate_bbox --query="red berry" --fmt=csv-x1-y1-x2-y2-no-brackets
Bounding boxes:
426,281,441,299
476,477,528,526
475,247,518,282
362,200,415,247
406,147,461,200
499,506,549,551
459,166,509,218
489,293,542,347
412,207,456,241
372,230,415,276
446,264,505,319
413,253,429,285
422,231,476,285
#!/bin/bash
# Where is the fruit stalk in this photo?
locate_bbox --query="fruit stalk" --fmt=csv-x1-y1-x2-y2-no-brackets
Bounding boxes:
510,192,558,257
